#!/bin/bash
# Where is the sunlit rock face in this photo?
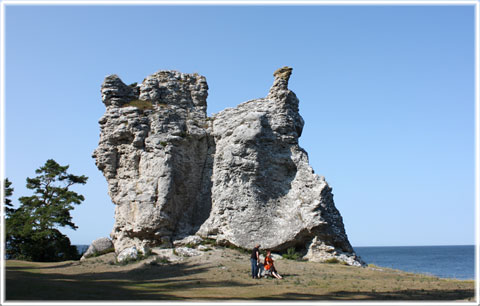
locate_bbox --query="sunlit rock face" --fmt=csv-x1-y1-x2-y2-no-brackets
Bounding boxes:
93,67,364,266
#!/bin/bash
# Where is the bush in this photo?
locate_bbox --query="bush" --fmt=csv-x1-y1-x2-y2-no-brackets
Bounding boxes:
201,238,217,246
282,247,301,260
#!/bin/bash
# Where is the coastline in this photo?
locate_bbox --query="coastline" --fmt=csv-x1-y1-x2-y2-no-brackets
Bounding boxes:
354,245,475,281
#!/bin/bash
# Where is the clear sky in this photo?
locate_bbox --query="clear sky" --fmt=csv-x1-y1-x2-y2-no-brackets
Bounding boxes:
3,2,475,247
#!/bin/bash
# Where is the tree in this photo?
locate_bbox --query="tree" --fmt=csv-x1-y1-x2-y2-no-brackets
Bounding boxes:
5,159,88,261
4,178,14,214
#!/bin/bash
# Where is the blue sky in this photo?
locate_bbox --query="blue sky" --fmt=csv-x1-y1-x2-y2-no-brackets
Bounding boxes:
3,3,475,246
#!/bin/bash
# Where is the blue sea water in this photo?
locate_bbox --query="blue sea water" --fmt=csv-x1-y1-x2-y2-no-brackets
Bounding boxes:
76,244,89,256
354,245,475,280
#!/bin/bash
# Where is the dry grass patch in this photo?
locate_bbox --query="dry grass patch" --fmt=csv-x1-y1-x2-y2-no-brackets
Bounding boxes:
5,247,475,301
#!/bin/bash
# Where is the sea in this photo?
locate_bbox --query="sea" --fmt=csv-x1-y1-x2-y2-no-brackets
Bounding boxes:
354,245,475,280
75,244,476,280
76,245,89,255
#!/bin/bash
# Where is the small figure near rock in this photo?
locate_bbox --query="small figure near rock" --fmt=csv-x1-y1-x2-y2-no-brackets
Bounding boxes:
264,250,283,279
250,244,261,279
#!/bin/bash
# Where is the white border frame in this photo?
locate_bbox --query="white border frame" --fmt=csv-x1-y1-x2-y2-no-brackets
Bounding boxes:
0,1,478,306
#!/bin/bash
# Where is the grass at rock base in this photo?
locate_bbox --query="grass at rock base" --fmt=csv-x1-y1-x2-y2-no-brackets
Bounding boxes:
5,247,475,301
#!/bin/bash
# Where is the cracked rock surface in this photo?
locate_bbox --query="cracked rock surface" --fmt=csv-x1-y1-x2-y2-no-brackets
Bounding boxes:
93,67,364,266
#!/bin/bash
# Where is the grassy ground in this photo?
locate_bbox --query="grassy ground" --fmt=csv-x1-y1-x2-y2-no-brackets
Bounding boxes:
5,246,476,301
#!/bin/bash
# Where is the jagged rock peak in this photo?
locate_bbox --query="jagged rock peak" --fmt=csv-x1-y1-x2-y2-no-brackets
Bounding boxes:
273,66,293,82
100,70,208,110
268,66,294,100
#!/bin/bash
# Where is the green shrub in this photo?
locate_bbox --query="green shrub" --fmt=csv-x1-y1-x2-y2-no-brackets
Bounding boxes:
282,247,301,260
123,99,153,110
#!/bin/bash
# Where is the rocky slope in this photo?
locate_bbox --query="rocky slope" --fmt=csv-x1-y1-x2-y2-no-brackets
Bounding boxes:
93,67,364,266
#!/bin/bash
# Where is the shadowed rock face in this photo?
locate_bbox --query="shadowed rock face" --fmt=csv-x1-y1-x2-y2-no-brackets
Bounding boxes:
93,67,364,266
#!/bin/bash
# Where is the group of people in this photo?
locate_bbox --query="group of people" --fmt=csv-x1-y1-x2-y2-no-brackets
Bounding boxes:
250,244,283,279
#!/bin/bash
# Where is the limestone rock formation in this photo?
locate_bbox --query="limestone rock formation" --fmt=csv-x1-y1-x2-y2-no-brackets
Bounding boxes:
93,71,212,254
80,237,114,260
93,67,364,266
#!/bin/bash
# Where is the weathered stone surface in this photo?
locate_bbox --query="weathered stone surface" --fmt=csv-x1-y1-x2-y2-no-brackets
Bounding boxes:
174,247,202,257
117,246,138,262
151,248,183,262
93,67,364,266
80,237,114,260
196,67,363,266
173,235,204,247
93,71,212,253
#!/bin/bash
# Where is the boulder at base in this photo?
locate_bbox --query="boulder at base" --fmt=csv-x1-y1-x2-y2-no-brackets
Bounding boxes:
80,237,114,260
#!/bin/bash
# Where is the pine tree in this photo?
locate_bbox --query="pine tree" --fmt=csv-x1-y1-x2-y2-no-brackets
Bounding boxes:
5,159,88,261
4,178,14,214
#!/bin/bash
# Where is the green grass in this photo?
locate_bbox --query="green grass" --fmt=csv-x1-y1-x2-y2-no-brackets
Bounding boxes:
5,247,475,301
325,258,341,264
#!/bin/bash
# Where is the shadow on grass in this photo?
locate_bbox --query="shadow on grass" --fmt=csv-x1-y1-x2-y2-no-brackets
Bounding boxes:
268,289,474,301
6,261,254,300
7,262,76,270
6,261,475,301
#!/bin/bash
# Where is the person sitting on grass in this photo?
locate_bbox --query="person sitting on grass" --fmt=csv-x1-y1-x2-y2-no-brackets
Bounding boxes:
264,250,283,279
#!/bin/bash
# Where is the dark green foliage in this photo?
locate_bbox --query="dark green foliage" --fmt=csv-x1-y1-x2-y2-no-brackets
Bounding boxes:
4,178,14,214
128,82,137,87
200,238,216,246
282,247,301,260
5,159,88,262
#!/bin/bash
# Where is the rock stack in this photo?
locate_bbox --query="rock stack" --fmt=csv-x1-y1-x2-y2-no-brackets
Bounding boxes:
93,67,364,266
